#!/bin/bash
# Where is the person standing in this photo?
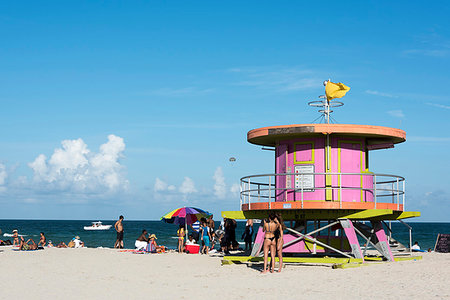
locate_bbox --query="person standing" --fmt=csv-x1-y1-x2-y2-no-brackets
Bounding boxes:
114,215,124,249
207,214,215,231
200,220,211,254
189,220,200,242
242,219,254,251
38,232,46,247
274,213,286,273
12,229,20,246
177,225,185,253
261,213,277,274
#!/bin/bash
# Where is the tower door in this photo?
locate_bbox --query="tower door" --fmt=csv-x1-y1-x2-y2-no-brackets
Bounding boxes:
338,141,363,202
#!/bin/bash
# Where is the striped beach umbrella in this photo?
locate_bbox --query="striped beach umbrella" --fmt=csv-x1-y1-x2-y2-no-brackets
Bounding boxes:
161,207,212,225
161,207,212,243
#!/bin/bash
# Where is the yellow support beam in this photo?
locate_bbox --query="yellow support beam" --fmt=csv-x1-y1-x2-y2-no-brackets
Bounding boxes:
370,211,421,221
222,255,422,266
364,255,422,262
222,256,363,265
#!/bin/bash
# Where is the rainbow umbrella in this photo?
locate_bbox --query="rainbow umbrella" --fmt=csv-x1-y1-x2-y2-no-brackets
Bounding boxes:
161,207,212,242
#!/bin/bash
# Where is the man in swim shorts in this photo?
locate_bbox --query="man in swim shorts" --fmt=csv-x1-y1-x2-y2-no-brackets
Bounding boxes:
114,215,124,249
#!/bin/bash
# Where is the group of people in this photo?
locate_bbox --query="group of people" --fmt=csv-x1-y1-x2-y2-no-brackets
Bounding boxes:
179,216,255,255
135,229,166,253
262,212,285,274
0,229,85,250
178,215,216,254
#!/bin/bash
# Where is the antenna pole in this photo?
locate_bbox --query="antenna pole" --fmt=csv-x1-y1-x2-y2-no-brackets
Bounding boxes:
308,80,344,124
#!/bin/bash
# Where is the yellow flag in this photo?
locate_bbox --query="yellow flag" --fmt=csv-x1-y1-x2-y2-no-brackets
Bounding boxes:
325,81,350,101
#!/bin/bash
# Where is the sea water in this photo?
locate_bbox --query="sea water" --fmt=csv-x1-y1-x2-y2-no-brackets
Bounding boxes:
0,220,448,250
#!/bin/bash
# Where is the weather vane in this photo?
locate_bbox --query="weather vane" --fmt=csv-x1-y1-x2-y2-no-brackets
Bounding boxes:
308,79,350,124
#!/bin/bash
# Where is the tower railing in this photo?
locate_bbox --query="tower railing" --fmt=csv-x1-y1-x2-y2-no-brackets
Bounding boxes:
240,172,405,210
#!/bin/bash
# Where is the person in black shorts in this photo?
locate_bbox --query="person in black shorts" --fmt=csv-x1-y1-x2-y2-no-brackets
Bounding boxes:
114,215,124,249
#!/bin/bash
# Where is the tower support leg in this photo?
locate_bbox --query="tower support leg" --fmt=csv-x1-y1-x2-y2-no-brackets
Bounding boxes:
339,219,364,260
251,226,264,257
371,221,394,261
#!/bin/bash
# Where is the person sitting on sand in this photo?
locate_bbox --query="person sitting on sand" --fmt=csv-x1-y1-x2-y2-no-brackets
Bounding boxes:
148,234,166,253
261,213,277,274
411,241,421,251
177,225,185,253
47,240,54,247
38,232,46,247
12,229,20,246
57,242,67,248
186,234,196,245
68,239,75,248
135,229,149,250
73,236,84,248
19,237,38,250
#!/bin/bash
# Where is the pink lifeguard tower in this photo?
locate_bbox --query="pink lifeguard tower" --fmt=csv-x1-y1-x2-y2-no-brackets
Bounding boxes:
222,81,420,266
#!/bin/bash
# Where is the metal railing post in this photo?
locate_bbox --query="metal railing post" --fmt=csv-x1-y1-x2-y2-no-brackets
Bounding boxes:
248,178,251,210
403,179,406,211
240,181,242,208
392,182,395,204
397,178,400,210
269,175,271,209
258,183,260,203
339,173,342,209
301,174,304,209
374,174,377,209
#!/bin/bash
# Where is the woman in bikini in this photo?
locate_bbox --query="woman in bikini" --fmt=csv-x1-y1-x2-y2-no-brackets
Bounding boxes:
177,225,185,253
261,212,277,274
274,213,286,273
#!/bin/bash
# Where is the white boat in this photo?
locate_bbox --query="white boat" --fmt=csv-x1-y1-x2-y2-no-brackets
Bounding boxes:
83,221,112,231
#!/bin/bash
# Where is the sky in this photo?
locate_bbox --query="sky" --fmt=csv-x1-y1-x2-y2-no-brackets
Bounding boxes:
0,1,449,221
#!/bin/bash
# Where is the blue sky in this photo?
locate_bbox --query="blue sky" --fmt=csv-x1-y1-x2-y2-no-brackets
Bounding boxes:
0,1,449,221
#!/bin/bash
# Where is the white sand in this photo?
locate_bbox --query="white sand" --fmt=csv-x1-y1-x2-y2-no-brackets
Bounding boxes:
0,247,449,299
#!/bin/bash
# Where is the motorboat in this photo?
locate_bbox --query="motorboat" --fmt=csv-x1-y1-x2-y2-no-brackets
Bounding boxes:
83,221,112,231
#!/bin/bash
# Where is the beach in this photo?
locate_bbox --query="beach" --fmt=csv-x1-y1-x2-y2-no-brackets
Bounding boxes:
0,247,448,299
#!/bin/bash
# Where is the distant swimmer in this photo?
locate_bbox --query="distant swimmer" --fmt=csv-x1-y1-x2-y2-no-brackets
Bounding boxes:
114,215,124,249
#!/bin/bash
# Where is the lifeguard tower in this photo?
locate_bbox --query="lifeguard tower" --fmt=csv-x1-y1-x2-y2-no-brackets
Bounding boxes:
222,81,420,266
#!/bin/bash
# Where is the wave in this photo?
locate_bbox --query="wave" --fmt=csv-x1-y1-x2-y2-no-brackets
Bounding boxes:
3,233,27,237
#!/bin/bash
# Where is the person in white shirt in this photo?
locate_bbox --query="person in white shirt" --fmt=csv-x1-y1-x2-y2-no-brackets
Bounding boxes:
186,234,196,245
411,241,421,251
73,236,84,248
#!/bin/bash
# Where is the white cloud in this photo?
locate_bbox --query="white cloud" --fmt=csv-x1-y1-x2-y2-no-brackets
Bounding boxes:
154,178,168,192
0,163,7,192
0,163,7,185
28,134,128,194
213,167,226,199
387,110,405,118
154,178,177,193
229,67,322,92
230,183,240,196
366,90,398,98
179,177,197,194
426,102,450,110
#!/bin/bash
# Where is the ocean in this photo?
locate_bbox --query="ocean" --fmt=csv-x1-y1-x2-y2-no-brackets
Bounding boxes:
1,219,448,251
